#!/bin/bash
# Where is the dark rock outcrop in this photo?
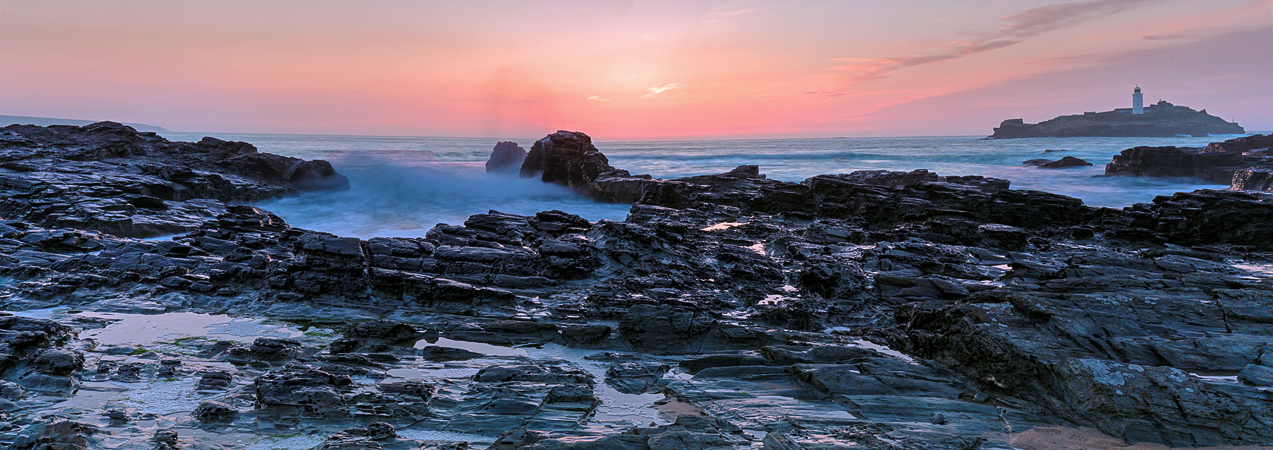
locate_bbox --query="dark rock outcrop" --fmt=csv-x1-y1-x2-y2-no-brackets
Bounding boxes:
673,164,763,184
1103,135,1273,192
519,130,621,191
485,141,526,174
1104,146,1260,183
1203,133,1273,154
1231,168,1273,192
192,400,237,422
1124,189,1273,249
516,130,658,203
1104,135,1273,187
0,122,348,237
1025,156,1093,169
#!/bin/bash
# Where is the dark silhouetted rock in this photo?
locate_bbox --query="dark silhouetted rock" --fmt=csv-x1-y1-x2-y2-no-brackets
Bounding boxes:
519,130,619,190
1104,146,1256,183
1203,133,1273,154
1030,156,1093,169
485,141,527,174
674,164,763,184
517,130,652,203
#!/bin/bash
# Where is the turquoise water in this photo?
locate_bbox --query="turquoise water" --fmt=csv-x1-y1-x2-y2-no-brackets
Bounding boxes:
161,131,1249,238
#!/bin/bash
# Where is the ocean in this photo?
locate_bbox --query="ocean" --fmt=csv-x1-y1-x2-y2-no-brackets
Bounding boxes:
161,131,1248,239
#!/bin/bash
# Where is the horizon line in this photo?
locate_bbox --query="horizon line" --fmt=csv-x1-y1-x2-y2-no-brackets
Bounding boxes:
5,115,1265,143
155,129,1265,143
156,129,1001,142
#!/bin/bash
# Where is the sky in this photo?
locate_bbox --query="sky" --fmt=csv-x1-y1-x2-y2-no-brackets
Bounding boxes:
0,0,1270,139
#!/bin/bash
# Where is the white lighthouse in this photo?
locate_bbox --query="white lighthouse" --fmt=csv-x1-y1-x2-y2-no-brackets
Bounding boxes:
1132,86,1144,114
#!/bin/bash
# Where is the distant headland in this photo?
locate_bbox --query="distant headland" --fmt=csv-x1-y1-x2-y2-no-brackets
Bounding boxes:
0,114,169,133
990,86,1244,139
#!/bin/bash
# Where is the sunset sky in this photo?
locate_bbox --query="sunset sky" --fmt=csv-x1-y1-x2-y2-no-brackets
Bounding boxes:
1,0,1270,139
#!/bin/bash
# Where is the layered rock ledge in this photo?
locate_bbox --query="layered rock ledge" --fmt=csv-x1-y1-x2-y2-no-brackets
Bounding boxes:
0,122,348,237
1104,134,1273,192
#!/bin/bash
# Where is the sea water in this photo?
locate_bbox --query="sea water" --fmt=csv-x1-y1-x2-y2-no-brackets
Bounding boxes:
161,131,1256,239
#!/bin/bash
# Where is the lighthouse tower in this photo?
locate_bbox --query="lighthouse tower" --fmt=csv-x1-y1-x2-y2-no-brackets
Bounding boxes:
1132,86,1144,115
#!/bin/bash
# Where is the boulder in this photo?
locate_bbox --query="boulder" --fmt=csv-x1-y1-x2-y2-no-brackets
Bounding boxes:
605,360,670,394
220,153,350,192
1034,156,1093,169
155,429,179,449
254,365,352,417
33,349,84,375
245,337,303,362
519,130,628,194
197,370,234,391
485,141,527,174
419,346,484,361
1230,168,1273,192
192,400,237,422
342,320,424,344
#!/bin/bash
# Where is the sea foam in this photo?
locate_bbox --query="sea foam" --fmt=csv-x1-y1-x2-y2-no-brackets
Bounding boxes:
258,152,631,238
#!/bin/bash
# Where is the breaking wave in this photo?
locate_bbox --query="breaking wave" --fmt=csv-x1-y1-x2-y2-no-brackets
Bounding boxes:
258,159,631,239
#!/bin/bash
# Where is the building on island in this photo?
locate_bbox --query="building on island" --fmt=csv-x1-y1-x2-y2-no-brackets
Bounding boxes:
1133,86,1144,115
990,86,1244,138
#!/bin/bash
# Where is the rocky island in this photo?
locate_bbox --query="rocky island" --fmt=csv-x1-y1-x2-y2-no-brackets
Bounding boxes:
991,87,1244,139
2,124,1273,449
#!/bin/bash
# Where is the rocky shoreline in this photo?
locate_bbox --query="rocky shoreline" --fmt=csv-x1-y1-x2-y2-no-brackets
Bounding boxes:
2,124,1273,449
1105,134,1273,191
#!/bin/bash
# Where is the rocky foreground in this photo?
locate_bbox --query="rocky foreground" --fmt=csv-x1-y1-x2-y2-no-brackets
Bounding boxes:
2,125,1273,449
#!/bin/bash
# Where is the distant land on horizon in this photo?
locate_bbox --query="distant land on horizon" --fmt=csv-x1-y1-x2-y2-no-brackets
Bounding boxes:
4,114,1263,143
0,115,169,133
990,87,1245,139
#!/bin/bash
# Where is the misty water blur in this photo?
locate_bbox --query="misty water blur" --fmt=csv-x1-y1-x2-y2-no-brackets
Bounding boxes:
161,131,1254,238
256,155,632,238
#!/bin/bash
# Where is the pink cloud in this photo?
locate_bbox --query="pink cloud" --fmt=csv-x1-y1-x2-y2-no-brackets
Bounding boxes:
829,0,1158,83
